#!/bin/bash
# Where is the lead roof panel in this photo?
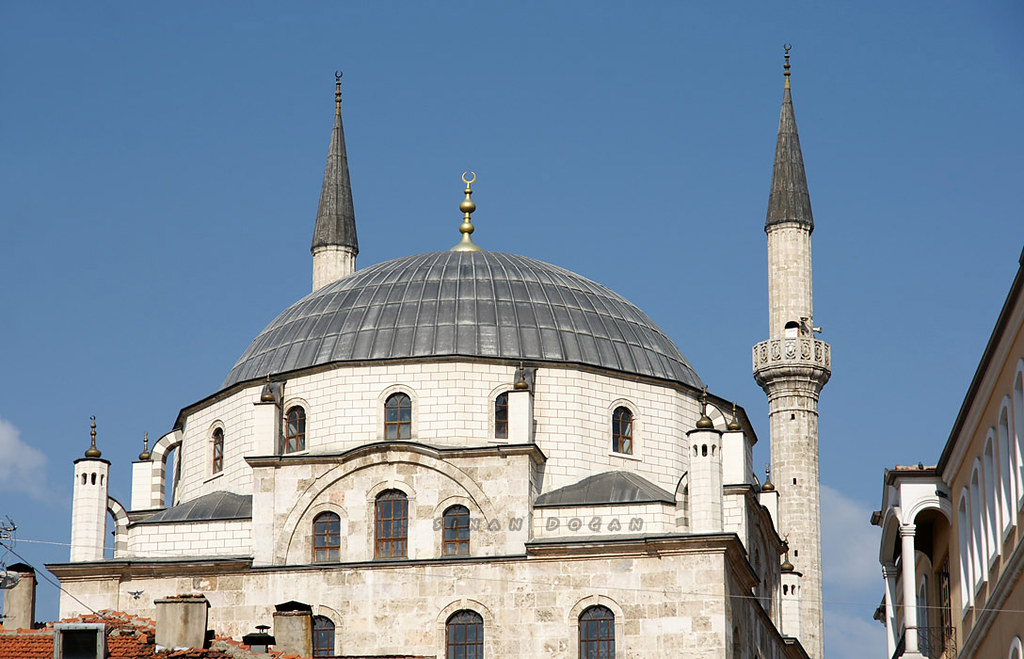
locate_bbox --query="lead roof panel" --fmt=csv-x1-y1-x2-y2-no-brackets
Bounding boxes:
222,251,702,389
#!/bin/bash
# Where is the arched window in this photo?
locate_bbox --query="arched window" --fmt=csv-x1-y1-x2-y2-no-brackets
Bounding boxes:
313,512,340,563
612,407,633,455
212,428,224,474
375,490,408,558
1009,635,1023,659
984,435,1000,560
312,616,335,657
385,393,412,440
446,610,483,658
784,320,800,338
958,490,973,605
494,392,509,440
970,463,986,585
999,404,1015,534
443,505,470,556
1015,367,1024,510
285,406,306,453
579,605,614,658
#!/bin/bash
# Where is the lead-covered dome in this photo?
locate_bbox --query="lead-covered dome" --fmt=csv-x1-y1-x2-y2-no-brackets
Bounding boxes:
223,251,702,389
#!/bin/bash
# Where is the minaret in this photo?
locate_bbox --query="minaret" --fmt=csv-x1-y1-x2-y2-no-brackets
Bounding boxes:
70,417,110,562
752,46,830,659
311,72,358,291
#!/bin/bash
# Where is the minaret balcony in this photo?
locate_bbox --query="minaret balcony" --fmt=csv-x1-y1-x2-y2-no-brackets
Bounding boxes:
752,337,831,382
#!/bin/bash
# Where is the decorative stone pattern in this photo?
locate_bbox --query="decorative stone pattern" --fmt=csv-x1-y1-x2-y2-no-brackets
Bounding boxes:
752,338,830,371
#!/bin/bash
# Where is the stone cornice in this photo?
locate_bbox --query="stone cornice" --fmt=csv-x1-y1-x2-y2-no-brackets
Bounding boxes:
244,440,547,469
45,557,253,581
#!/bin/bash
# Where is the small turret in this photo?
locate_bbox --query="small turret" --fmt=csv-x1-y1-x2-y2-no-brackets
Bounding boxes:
71,417,110,561
687,388,723,533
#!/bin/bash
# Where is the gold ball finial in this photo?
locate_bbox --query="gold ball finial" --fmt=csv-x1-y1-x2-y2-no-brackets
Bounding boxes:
513,361,529,390
727,403,742,431
334,70,343,116
451,171,483,252
695,386,714,429
138,432,152,461
85,416,102,459
783,43,792,89
762,464,776,492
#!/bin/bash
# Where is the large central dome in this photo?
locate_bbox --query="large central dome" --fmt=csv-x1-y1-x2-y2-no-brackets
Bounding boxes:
223,251,702,389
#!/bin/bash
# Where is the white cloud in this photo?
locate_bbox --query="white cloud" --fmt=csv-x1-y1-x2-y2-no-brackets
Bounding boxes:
821,485,887,659
821,484,881,595
0,417,50,502
825,607,887,659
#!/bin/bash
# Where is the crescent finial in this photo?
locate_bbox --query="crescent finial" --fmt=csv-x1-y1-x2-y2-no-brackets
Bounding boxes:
462,171,476,186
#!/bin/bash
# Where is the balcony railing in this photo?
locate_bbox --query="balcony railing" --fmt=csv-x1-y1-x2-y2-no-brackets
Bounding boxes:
893,626,957,659
752,337,830,372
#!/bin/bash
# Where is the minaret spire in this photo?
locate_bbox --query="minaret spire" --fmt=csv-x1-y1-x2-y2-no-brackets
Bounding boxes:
766,44,813,232
311,71,358,291
753,45,830,659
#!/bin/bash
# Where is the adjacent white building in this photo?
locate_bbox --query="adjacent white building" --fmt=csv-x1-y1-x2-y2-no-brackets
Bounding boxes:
48,57,829,659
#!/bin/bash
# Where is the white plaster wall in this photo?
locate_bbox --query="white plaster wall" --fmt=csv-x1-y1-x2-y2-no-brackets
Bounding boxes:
170,361,702,507
126,520,252,557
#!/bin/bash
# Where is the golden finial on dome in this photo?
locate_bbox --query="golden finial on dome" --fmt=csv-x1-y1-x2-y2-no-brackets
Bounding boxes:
334,70,342,116
695,386,714,429
450,171,483,252
139,432,151,461
762,464,776,492
783,43,792,89
85,416,102,459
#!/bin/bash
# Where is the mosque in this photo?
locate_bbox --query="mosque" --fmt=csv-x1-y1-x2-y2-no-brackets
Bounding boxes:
46,52,830,659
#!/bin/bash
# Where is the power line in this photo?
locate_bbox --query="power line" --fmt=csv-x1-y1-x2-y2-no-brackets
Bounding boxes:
7,534,1024,616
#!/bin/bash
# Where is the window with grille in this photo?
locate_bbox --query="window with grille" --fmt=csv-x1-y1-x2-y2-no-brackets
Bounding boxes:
313,512,340,563
375,490,408,558
612,407,633,454
385,393,412,440
579,605,614,658
212,428,224,474
938,557,952,653
443,505,471,556
494,392,509,439
312,616,334,657
285,406,306,453
446,610,483,659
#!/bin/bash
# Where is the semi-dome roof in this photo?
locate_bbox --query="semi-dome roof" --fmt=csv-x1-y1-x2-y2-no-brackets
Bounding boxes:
223,251,702,389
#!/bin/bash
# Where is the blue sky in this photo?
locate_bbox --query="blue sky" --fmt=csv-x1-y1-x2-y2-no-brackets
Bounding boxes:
1,3,1022,657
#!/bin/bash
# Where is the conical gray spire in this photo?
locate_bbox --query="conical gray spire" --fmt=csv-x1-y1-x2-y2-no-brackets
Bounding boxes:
311,78,358,254
765,71,813,232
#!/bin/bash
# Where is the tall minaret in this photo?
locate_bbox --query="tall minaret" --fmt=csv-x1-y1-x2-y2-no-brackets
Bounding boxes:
70,417,110,562
311,72,358,291
752,47,830,659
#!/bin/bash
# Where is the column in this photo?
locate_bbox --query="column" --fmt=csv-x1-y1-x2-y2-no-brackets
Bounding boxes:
882,562,898,659
900,525,920,656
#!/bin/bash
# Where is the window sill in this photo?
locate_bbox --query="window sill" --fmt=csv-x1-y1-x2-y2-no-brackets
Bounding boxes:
204,471,224,484
282,449,310,457
609,451,641,462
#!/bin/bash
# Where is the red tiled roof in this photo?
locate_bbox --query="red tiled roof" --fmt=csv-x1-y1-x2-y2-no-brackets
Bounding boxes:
0,610,286,658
